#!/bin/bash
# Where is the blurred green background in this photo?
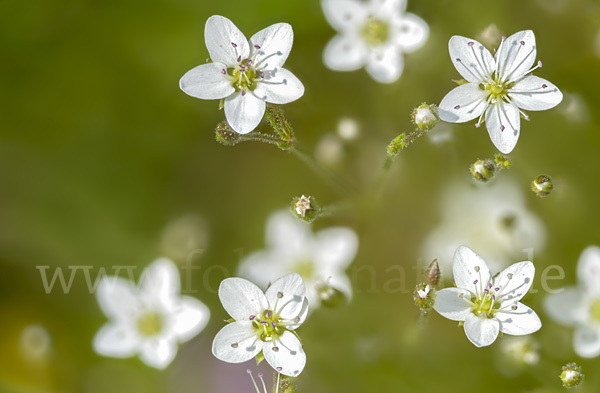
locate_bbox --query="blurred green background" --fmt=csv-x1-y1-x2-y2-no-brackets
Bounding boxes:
1,0,600,392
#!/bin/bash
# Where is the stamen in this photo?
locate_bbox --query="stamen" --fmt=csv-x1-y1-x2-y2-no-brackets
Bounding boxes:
266,311,272,318
241,90,246,96
247,370,261,393
468,41,474,47
260,72,264,79
261,321,268,325
272,346,279,352
254,44,261,49
511,305,518,310
474,266,480,272
271,322,277,329
542,84,547,89
258,373,268,393
520,41,525,46
232,42,238,48
500,125,505,132
507,273,513,279
473,280,478,285
237,55,241,62
454,105,460,110
231,343,238,348
277,292,284,299
222,69,226,75
475,123,481,128
249,315,256,320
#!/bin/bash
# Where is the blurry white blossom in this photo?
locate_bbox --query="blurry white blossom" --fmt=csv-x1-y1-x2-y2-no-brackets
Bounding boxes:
321,0,428,83
315,133,345,166
500,336,540,366
434,246,541,347
160,214,210,263
180,15,304,134
93,258,210,369
545,246,600,358
558,91,589,124
439,30,562,153
238,210,358,310
421,178,546,274
337,117,360,140
19,324,52,363
212,273,308,377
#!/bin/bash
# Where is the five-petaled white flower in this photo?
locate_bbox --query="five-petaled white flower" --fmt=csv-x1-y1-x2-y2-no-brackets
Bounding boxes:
321,0,428,83
237,210,358,310
180,15,304,134
433,246,541,347
212,273,309,377
93,258,210,369
545,246,600,358
438,30,563,153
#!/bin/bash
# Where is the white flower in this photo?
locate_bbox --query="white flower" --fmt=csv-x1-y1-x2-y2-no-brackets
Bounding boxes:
212,273,309,377
321,0,428,83
237,210,358,310
93,258,210,369
421,178,546,274
433,246,541,347
544,246,600,358
438,30,563,153
180,15,304,134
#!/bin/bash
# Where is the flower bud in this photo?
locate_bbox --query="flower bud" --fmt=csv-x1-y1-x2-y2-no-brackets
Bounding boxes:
560,363,584,389
386,133,407,158
291,195,320,223
413,283,436,311
215,122,241,146
494,154,512,169
411,103,439,131
317,283,346,308
424,259,440,286
531,175,554,198
470,159,496,183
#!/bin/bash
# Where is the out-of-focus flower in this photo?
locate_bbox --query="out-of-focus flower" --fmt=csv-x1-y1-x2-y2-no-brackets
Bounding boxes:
421,178,546,274
337,117,360,140
321,0,428,83
545,246,600,358
93,258,210,369
19,324,52,363
160,214,209,263
180,15,304,134
238,210,358,310
315,133,345,166
212,273,309,377
439,30,563,153
558,91,589,124
433,246,541,347
500,336,540,366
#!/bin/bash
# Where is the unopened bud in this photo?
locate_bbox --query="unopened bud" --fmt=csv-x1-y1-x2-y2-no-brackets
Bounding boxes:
215,122,241,146
291,195,320,223
531,175,554,198
470,159,496,183
560,363,584,389
387,133,407,158
413,283,436,311
317,283,346,308
424,259,441,286
494,154,512,169
411,103,439,131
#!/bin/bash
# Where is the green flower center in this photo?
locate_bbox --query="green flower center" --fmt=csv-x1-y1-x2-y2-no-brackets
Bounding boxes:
480,73,515,104
591,298,600,323
293,260,315,281
472,293,502,318
361,18,390,47
137,311,163,337
253,309,285,342
228,58,261,93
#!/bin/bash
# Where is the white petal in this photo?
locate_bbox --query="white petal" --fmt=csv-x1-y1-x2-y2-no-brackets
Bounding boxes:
448,36,495,83
265,210,312,257
313,228,358,270
286,298,310,330
323,273,353,301
496,30,536,82
253,68,304,105
138,258,181,309
237,250,288,291
93,323,140,358
495,261,535,303
452,246,491,296
321,0,369,32
369,0,407,17
392,13,428,53
366,45,403,84
263,331,306,377
485,100,521,154
509,75,562,111
323,35,368,71
96,277,139,321
265,273,307,320
212,321,262,363
218,277,269,321
223,92,266,134
438,83,488,123
250,23,293,70
171,296,210,342
577,246,600,294
433,288,473,321
496,303,541,335
139,338,178,369
574,325,600,358
179,62,235,100
464,313,500,347
544,287,585,326
205,15,249,65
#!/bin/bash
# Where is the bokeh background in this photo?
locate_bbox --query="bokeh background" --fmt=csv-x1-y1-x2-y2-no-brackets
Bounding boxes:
1,0,600,392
